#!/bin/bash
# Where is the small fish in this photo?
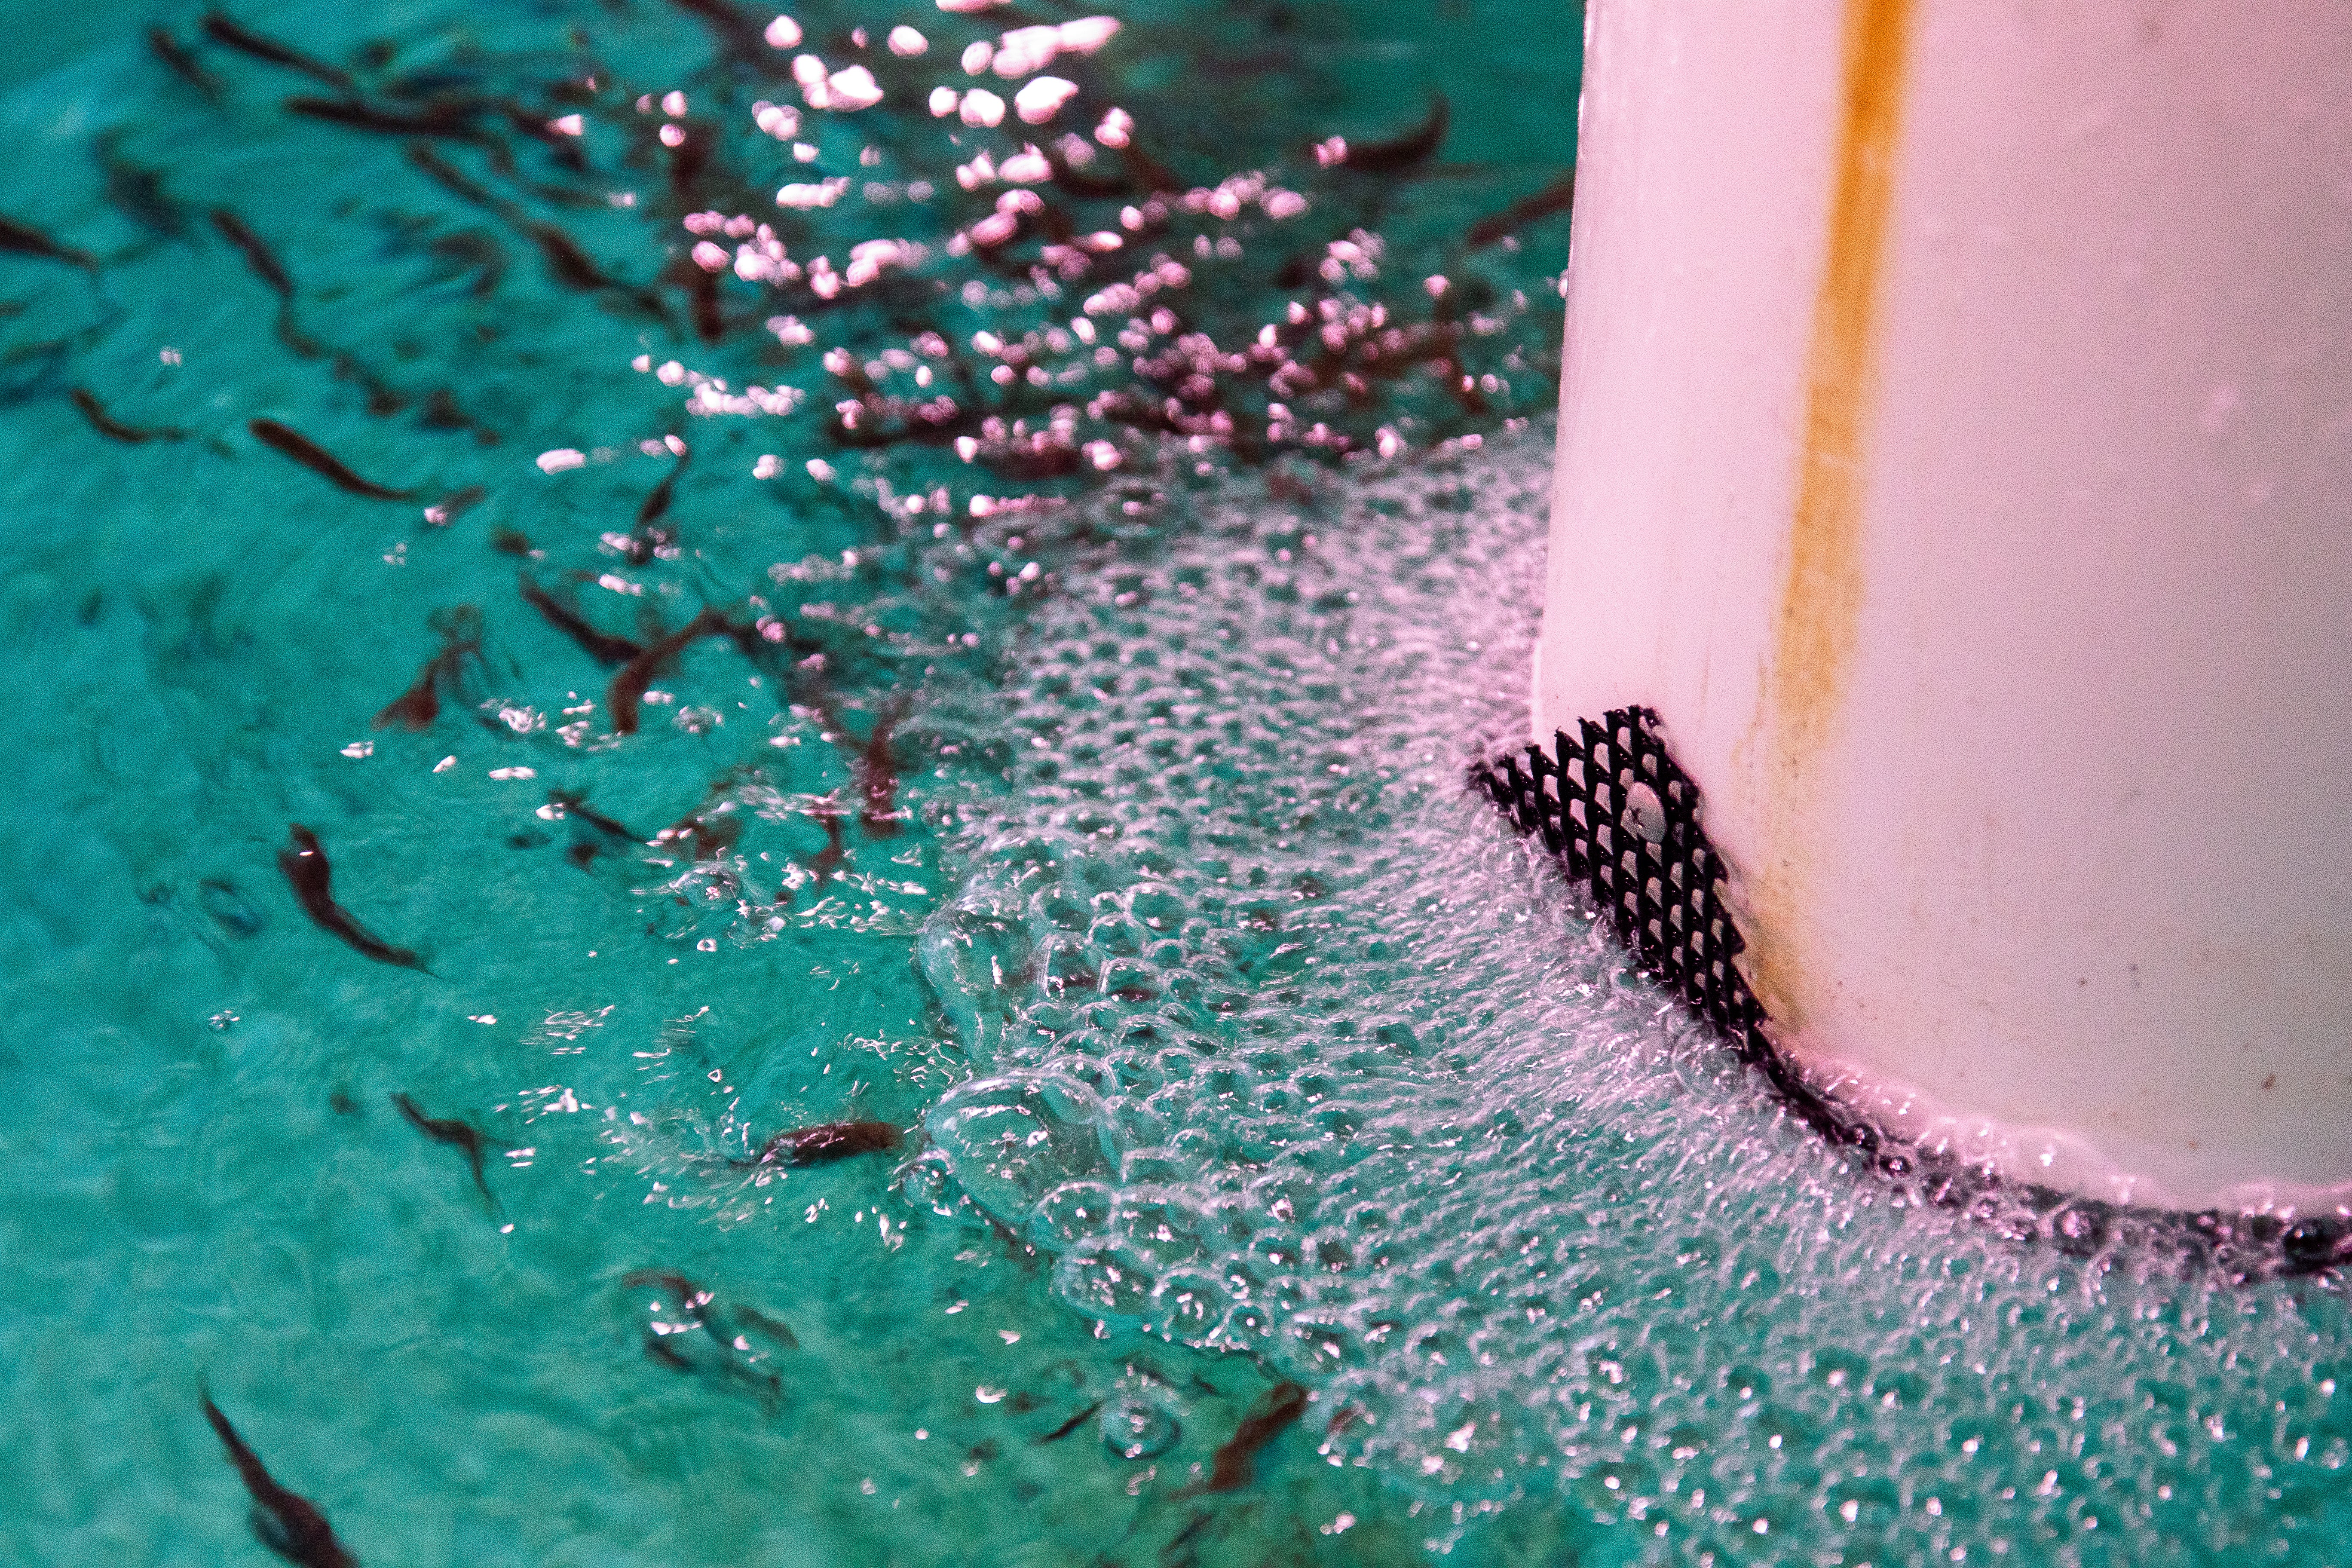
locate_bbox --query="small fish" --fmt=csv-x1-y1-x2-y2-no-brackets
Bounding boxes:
677,260,724,345
806,799,847,885
248,418,415,499
623,1268,708,1304
200,1390,360,1568
421,485,485,526
210,208,294,299
665,0,771,61
853,701,905,839
523,221,621,294
732,1305,799,1351
1184,1381,1308,1495
490,527,533,557
148,26,225,101
637,446,688,528
277,824,423,970
734,1120,902,1168
404,144,497,209
372,607,482,731
520,573,642,665
97,133,192,241
625,1271,787,1403
0,214,97,271
1339,96,1449,174
71,387,186,444
606,607,727,735
199,11,355,94
548,789,642,844
1036,1400,1104,1444
420,230,506,299
199,877,266,937
654,792,742,863
521,222,672,322
1465,171,1575,249
390,1091,500,1209
285,96,488,142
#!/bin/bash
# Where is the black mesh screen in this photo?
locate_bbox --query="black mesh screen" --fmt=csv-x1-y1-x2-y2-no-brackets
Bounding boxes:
1473,707,2348,1284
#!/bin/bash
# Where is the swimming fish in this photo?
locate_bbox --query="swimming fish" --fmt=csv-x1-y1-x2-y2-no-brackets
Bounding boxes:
637,445,688,528
606,607,727,735
210,208,294,299
548,790,643,850
519,575,643,665
248,418,415,499
665,0,772,63
853,701,905,839
1337,96,1449,174
734,1120,903,1168
523,223,670,324
285,96,490,143
199,11,355,94
421,484,485,526
147,26,225,101
372,607,483,730
625,1270,789,1403
1465,171,1574,249
199,877,266,937
71,386,186,444
1183,1381,1308,1495
96,133,192,242
0,214,97,271
199,1389,360,1568
404,144,498,209
390,1092,500,1209
276,825,423,970
1036,1400,1104,1444
805,799,847,886
522,221,631,297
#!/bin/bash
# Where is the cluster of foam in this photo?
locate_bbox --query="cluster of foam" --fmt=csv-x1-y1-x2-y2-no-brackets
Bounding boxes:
911,429,2352,1559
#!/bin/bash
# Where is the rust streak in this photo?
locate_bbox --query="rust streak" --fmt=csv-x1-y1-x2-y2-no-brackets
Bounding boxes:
1749,0,1914,1025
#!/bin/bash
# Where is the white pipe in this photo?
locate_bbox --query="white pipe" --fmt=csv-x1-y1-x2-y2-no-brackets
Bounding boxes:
1532,0,2352,1213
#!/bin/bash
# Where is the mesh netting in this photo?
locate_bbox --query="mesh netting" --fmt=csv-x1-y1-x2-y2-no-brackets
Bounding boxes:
1473,708,2350,1284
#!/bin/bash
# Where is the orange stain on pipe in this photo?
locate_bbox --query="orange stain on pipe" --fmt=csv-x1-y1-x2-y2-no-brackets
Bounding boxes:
1746,0,1914,1027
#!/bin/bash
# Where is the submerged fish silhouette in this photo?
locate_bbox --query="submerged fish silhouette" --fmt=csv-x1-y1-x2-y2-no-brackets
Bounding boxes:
200,1389,360,1568
519,573,641,666
606,607,728,735
276,825,423,970
1181,1381,1308,1495
248,419,415,499
390,1092,501,1210
147,26,225,101
0,213,97,271
734,1120,902,1168
372,607,483,731
70,387,186,444
199,10,354,94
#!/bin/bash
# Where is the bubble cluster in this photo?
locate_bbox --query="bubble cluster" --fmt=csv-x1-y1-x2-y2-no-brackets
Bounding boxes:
912,428,2352,1561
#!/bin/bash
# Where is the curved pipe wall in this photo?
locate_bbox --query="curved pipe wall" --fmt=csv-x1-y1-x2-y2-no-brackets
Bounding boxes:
1533,0,2352,1211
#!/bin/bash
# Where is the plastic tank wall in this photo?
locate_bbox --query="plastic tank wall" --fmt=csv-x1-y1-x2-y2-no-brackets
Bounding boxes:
1533,0,2352,1211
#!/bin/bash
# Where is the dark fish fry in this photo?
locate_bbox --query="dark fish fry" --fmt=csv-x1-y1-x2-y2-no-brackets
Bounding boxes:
734,1120,903,1168
199,10,354,93
248,418,415,499
199,1390,360,1568
0,213,97,270
276,825,423,970
390,1092,501,1210
71,387,185,444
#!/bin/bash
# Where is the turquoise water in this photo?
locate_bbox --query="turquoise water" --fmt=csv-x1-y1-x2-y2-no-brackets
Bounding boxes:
2,3,2346,1566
